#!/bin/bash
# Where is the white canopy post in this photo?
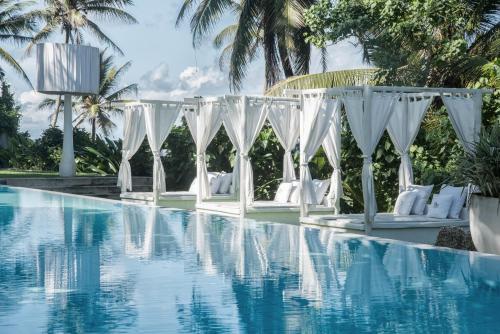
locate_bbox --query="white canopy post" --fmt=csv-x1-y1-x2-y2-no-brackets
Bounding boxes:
322,101,343,214
144,102,182,204
184,98,224,203
223,96,269,216
441,92,483,153
267,100,300,182
300,91,341,217
117,106,147,193
387,93,434,192
343,86,398,232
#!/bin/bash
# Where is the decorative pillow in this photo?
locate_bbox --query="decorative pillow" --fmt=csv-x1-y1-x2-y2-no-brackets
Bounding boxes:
393,191,418,215
188,177,198,193
288,181,300,204
313,179,330,205
274,182,293,203
426,194,454,219
407,184,434,215
439,185,467,219
217,172,233,194
208,172,222,195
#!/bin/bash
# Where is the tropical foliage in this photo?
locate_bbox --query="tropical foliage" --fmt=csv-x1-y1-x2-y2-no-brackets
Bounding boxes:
176,0,322,91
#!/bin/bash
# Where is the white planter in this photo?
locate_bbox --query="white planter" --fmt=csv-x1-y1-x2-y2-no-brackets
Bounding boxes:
470,195,500,255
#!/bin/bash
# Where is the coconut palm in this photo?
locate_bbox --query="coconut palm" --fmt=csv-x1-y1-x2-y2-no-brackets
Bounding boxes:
39,50,137,141
30,0,137,126
0,0,37,86
177,0,320,91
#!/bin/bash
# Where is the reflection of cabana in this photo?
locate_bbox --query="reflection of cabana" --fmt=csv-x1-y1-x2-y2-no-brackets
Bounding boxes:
301,85,492,243
118,99,234,208
197,95,332,222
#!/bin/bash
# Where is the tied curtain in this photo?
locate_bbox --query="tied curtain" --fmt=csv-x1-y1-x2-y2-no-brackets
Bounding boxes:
387,94,433,192
223,97,269,206
117,106,147,193
301,95,341,206
267,101,300,182
343,91,398,226
184,101,224,200
144,103,182,193
322,102,343,213
441,93,482,153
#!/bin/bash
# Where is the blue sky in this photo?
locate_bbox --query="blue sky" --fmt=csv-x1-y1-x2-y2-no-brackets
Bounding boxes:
5,0,368,138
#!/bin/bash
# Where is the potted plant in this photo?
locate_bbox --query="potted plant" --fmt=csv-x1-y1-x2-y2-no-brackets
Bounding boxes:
457,124,500,254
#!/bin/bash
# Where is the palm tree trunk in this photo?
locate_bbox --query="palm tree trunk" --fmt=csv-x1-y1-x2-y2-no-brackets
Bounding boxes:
278,37,294,78
51,95,62,127
91,119,96,142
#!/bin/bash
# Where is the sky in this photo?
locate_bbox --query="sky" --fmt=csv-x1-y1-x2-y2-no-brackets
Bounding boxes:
4,0,368,139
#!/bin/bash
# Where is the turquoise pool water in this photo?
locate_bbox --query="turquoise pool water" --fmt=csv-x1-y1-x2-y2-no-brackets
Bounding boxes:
0,186,499,333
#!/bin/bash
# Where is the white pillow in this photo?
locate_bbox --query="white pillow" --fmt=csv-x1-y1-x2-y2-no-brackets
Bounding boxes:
407,184,433,215
208,172,222,195
288,181,300,204
313,179,330,205
439,185,467,219
217,173,233,194
274,182,293,203
188,177,198,193
393,191,418,215
426,194,454,219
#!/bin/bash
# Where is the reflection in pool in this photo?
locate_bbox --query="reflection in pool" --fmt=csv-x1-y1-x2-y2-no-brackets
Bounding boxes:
0,187,499,333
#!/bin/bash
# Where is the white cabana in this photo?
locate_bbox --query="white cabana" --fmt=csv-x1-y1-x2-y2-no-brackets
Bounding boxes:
222,96,269,215
387,93,434,192
267,100,301,182
184,97,224,203
342,87,399,230
300,90,342,216
117,107,147,193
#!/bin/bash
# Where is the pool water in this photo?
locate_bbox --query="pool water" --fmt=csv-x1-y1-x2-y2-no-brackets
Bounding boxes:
0,187,499,333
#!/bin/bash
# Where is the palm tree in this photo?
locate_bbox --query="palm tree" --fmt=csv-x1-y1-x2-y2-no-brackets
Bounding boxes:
29,0,137,126
0,0,37,86
76,51,137,141
176,0,320,91
39,51,137,141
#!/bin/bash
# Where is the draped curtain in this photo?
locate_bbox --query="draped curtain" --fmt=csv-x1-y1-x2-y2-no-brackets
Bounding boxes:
267,101,300,182
343,91,398,226
117,106,147,193
441,93,482,153
184,101,224,200
300,94,341,208
322,102,343,213
223,96,269,207
144,103,182,193
387,94,433,192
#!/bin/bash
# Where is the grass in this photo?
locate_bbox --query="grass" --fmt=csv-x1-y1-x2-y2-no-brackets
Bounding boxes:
0,169,99,178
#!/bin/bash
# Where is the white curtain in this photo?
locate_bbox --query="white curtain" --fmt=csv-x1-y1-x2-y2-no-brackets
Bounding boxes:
222,114,240,195
268,101,300,182
300,95,340,205
442,93,482,153
184,101,224,200
322,103,343,213
387,94,433,192
223,97,269,205
343,91,397,226
144,103,182,193
117,106,147,192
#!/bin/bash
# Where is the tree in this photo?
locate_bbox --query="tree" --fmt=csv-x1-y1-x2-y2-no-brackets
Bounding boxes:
176,0,321,91
0,73,21,139
304,0,500,87
30,0,138,126
0,0,36,86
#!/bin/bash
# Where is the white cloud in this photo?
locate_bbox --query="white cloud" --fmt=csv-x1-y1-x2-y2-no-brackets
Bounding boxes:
18,91,57,138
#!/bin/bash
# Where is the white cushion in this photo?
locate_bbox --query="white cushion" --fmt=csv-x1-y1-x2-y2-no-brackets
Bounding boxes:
426,194,454,219
407,184,433,215
217,172,233,194
274,182,293,203
439,185,467,219
313,179,330,205
208,172,222,194
394,191,418,215
188,177,198,193
288,181,300,204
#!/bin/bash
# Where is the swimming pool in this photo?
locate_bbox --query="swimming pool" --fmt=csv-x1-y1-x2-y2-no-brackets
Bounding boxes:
0,186,499,333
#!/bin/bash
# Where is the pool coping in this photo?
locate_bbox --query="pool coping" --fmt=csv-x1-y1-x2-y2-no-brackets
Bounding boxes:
2,185,499,260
